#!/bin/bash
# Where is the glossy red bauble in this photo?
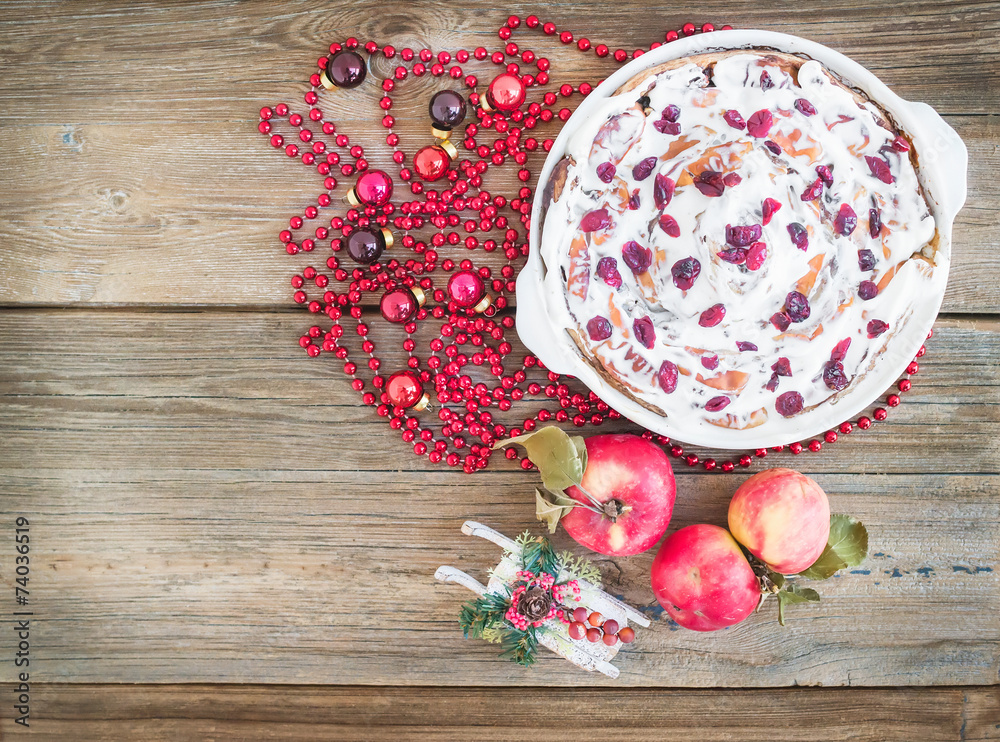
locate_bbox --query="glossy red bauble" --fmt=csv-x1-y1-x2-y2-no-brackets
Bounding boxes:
348,169,393,206
387,370,429,410
380,286,426,323
413,140,457,181
447,270,491,312
483,73,526,112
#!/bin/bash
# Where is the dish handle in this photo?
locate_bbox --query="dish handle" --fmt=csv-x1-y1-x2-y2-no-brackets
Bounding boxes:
907,102,968,220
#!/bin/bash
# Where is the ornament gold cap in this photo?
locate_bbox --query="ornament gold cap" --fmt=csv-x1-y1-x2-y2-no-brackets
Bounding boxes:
319,69,336,90
431,124,453,139
410,286,426,306
473,294,492,313
346,187,361,207
480,94,495,113
380,228,394,249
438,138,458,159
413,393,430,412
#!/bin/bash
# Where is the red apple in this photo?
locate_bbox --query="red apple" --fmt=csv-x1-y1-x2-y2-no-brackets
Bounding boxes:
560,434,675,556
651,524,760,631
728,468,830,574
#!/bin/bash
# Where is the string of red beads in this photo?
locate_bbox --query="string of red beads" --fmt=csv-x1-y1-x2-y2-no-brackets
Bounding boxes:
260,15,928,474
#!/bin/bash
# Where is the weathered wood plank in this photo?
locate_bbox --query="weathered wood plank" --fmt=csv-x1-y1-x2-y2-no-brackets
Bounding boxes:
0,2,995,309
0,0,997,120
0,311,996,686
1,684,997,741
0,311,995,475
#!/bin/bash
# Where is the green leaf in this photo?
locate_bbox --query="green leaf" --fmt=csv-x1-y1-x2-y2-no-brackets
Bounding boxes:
534,488,578,534
493,426,587,492
798,514,870,580
776,583,821,626
556,551,602,584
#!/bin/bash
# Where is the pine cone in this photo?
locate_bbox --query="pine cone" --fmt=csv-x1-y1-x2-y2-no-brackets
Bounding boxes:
517,586,553,621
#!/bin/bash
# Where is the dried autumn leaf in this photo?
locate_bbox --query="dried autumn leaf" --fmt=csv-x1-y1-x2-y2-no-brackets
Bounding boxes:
534,488,578,534
493,426,587,492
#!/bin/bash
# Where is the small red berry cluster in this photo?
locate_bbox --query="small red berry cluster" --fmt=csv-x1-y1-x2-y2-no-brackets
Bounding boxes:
567,607,635,647
258,14,929,474
505,569,581,630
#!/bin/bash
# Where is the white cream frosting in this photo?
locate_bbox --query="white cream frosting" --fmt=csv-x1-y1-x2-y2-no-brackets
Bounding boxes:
540,52,937,435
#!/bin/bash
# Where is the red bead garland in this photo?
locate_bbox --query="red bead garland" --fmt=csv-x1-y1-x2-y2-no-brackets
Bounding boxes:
262,16,929,474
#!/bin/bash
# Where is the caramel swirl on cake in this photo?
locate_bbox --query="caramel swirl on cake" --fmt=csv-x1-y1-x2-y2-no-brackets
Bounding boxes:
538,51,937,437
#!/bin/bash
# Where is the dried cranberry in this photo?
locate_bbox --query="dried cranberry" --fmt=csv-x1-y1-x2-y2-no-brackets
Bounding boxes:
581,208,612,232
771,357,792,377
727,223,762,247
867,319,889,338
701,354,719,370
869,208,882,238
706,396,731,412
654,120,681,135
770,312,791,332
694,170,726,197
622,240,652,274
723,109,746,129
891,135,911,152
632,156,657,181
587,316,613,341
737,341,758,352
723,172,743,187
718,247,747,264
830,338,851,363
671,257,701,290
787,222,809,251
657,360,678,393
865,155,895,184
785,291,811,322
633,316,656,348
835,204,858,236
662,104,681,122
801,178,824,201
823,361,850,391
794,98,817,116
628,189,641,210
775,391,804,417
762,197,782,225
596,257,622,288
699,303,726,327
746,109,773,138
654,174,675,209
596,162,616,183
765,374,780,392
746,241,767,271
815,164,834,185
858,249,876,271
759,70,774,89
764,140,782,155
858,280,879,300
659,214,681,237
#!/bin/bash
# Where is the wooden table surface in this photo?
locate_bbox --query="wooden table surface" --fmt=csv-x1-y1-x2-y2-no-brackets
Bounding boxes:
1,1,998,739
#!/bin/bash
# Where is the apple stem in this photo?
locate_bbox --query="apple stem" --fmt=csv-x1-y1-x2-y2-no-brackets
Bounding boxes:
575,483,606,512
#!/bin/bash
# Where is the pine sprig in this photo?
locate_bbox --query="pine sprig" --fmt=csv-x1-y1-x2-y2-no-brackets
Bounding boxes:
458,591,510,640
520,534,560,576
499,625,539,667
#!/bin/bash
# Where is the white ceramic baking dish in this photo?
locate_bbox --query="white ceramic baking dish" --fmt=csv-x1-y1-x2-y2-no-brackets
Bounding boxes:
518,29,967,449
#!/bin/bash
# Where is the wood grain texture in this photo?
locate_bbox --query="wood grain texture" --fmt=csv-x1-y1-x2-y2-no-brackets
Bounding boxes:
0,311,996,686
2,684,998,741
0,1,996,308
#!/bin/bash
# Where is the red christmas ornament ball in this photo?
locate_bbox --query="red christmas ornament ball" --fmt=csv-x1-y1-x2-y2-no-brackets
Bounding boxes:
350,169,393,206
484,72,526,112
387,370,428,409
380,286,425,323
447,269,489,311
413,144,452,181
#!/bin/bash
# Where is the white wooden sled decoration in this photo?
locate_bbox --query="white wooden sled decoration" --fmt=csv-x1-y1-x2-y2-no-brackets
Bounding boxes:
435,520,650,678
